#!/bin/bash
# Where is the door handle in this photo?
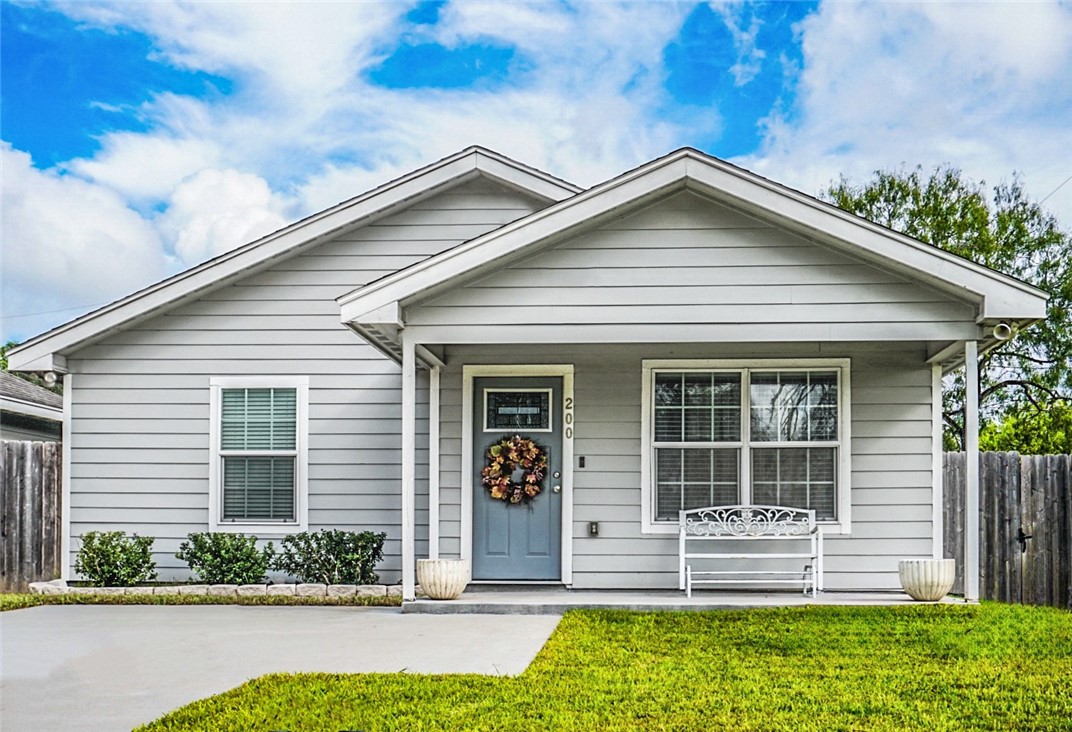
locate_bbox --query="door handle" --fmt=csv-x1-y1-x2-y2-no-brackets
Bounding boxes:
552,485,562,494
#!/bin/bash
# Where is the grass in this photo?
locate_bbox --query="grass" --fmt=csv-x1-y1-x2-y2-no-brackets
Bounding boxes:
140,603,1072,731
0,592,400,612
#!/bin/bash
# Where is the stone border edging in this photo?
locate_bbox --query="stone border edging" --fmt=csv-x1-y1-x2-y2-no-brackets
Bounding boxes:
28,579,411,598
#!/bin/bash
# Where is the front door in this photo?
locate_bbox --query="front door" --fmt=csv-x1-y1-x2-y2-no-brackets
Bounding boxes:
472,376,563,580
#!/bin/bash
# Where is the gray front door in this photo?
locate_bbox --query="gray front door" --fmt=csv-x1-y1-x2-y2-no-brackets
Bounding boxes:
472,376,563,580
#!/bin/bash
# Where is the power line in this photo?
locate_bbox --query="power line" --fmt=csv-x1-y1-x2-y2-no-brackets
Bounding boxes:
1,302,105,320
1039,172,1072,205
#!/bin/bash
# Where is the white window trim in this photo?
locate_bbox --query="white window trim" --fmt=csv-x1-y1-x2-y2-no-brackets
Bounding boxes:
209,376,309,535
641,359,851,535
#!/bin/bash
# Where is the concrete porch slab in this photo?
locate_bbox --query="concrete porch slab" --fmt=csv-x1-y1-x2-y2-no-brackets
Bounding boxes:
402,588,966,614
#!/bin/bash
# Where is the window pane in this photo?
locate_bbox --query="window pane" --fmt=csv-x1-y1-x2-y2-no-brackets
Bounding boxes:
221,388,296,450
485,390,550,430
654,373,682,406
684,373,712,406
750,447,836,520
655,408,682,442
713,408,739,441
683,409,712,442
654,447,739,520
223,456,295,521
809,406,838,441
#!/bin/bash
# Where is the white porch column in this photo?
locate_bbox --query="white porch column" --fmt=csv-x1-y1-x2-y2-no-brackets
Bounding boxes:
428,365,441,559
964,340,980,602
401,333,417,601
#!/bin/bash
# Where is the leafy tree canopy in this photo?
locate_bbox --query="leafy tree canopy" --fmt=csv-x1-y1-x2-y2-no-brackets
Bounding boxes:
980,401,1072,455
823,166,1072,452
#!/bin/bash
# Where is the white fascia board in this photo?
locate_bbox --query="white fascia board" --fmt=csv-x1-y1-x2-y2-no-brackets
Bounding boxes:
7,147,581,373
682,158,1049,320
473,149,583,201
0,396,64,421
339,153,691,322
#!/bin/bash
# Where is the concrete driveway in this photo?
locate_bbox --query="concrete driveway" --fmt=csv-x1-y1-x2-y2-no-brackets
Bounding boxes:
0,605,561,731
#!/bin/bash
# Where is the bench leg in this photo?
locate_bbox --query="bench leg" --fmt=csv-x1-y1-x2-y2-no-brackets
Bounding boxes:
686,566,692,599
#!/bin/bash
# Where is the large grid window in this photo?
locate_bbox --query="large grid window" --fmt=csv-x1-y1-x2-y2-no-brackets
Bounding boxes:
650,366,842,524
210,377,308,532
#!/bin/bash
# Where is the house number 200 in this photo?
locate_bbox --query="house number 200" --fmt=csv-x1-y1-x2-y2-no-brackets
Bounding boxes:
564,396,574,439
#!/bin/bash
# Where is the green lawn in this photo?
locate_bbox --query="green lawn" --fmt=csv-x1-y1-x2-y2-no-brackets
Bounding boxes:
0,592,400,612
141,603,1072,731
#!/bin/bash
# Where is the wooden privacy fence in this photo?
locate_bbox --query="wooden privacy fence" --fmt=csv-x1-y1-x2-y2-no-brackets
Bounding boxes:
944,452,1071,609
1,440,62,592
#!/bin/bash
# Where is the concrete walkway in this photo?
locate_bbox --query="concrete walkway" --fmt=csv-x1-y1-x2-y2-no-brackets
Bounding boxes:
0,605,560,731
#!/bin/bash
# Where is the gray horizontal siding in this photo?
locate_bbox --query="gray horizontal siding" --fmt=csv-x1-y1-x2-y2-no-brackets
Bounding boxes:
436,343,936,591
65,177,548,580
408,191,978,342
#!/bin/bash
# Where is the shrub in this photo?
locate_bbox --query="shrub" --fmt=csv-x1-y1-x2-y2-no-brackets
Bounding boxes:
74,531,157,586
175,533,275,585
273,529,386,585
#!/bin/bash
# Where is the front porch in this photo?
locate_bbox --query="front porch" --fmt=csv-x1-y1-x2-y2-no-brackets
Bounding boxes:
402,587,966,614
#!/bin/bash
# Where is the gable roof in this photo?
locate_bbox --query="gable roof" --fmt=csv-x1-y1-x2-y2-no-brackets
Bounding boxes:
7,147,582,373
0,372,63,421
339,148,1048,360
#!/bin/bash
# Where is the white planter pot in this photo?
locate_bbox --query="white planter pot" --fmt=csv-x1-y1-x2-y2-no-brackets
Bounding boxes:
898,559,956,601
416,559,470,600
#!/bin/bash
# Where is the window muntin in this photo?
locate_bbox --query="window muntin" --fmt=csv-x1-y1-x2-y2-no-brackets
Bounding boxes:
219,386,298,523
651,368,841,523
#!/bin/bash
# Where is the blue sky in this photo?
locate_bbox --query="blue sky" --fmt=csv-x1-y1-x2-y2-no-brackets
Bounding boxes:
3,0,1071,342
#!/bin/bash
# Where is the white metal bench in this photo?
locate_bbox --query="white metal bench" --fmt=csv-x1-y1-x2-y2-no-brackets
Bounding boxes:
679,505,823,597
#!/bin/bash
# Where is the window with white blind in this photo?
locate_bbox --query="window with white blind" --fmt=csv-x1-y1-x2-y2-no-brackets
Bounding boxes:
641,360,850,534
209,377,308,533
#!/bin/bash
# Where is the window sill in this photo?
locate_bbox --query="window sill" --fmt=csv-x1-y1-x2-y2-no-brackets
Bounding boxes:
210,521,308,536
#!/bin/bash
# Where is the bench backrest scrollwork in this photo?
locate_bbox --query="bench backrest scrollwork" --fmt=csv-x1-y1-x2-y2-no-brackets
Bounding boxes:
680,505,816,538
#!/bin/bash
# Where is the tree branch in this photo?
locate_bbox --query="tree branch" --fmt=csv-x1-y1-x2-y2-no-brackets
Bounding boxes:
988,350,1056,365
979,379,1062,403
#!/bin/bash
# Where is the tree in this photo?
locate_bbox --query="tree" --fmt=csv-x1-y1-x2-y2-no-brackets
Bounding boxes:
823,166,1072,450
979,401,1072,455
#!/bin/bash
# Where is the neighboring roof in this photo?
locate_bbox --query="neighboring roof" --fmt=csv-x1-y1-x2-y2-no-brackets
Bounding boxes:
0,371,63,421
7,147,582,373
339,148,1048,355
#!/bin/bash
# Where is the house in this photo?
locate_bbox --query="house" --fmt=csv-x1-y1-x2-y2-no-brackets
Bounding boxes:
8,147,1047,601
1,371,63,442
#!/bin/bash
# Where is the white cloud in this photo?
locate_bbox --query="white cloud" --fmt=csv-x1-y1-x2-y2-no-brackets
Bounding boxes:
1,145,168,342
69,130,221,204
158,168,288,267
741,1,1072,224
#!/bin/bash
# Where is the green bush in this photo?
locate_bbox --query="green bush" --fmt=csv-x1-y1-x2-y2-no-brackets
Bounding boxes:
74,531,157,586
175,533,275,585
273,529,385,585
